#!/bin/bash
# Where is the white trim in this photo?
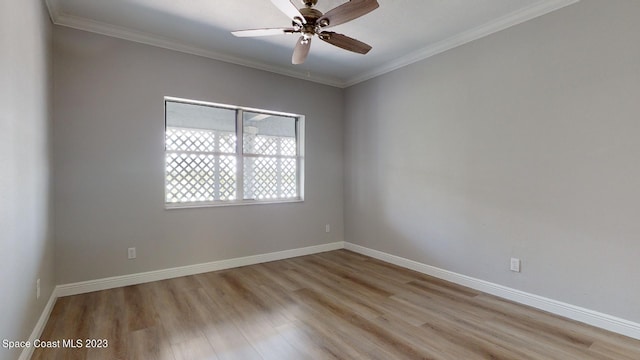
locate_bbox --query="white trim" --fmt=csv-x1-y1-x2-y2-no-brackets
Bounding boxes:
164,199,304,210
344,0,580,87
18,291,58,360
43,0,62,23
164,96,302,118
163,97,305,209
19,239,640,360
45,0,579,89
56,242,344,297
20,242,342,358
344,242,640,340
43,1,344,88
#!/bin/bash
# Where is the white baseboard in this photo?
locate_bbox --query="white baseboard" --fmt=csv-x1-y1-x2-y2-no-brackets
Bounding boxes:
21,239,639,360
18,291,57,360
344,242,640,340
56,241,344,297
18,241,344,360
21,241,343,359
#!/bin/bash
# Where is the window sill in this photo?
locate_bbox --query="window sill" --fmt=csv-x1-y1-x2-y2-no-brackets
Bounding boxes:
164,198,304,210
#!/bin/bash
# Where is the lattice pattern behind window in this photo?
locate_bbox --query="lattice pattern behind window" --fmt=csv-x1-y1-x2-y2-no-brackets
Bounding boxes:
243,134,297,200
219,133,236,154
165,127,237,203
244,135,276,155
166,127,216,152
164,99,302,206
280,158,297,197
281,138,296,156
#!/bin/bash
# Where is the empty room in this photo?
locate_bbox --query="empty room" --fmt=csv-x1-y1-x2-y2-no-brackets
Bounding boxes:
2,0,640,359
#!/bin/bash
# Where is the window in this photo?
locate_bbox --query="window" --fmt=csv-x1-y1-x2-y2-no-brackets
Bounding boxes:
164,97,304,207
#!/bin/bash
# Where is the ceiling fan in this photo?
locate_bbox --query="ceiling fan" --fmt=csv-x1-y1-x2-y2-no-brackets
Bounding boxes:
232,0,379,64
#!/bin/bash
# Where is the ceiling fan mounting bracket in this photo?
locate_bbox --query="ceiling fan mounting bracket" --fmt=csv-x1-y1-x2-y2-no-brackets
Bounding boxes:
302,0,318,8
299,7,323,22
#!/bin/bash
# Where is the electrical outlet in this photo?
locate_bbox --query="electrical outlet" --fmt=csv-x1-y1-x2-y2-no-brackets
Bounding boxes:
510,258,521,272
36,278,41,300
325,224,330,233
128,247,136,259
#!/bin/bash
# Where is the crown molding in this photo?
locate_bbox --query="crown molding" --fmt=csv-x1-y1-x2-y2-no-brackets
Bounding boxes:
44,0,345,88
45,0,578,89
44,0,62,22
343,0,580,87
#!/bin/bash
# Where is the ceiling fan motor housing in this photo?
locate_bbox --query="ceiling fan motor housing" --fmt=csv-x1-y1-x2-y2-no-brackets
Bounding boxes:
299,7,323,23
297,7,326,34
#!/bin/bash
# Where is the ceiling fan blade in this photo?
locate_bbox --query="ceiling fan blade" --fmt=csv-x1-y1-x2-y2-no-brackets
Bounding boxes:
270,0,306,24
232,28,296,37
319,32,372,54
319,0,379,29
292,36,311,64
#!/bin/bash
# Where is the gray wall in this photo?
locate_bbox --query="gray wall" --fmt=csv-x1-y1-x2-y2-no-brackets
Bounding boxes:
345,0,640,323
0,0,55,358
53,27,344,284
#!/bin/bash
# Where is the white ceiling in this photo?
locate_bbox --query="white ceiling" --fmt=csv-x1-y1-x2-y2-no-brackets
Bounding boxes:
45,0,578,87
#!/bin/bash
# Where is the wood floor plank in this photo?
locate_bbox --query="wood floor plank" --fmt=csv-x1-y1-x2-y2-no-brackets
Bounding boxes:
226,266,298,326
123,284,157,332
127,327,175,360
86,288,128,360
181,285,262,360
285,258,386,320
47,293,92,360
32,249,640,359
290,314,377,359
310,252,414,295
148,280,201,345
289,288,400,360
197,273,306,360
370,312,483,360
485,317,613,360
170,334,218,360
253,262,306,292
589,339,640,360
275,321,343,359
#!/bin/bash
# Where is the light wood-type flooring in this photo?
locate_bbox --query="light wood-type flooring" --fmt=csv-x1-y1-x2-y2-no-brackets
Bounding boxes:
33,250,640,359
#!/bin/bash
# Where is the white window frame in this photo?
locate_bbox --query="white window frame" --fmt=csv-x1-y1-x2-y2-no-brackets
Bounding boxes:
164,96,305,209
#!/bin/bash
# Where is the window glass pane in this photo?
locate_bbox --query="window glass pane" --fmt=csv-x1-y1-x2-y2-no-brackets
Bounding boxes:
242,112,297,201
244,157,277,200
165,101,237,203
280,158,298,198
165,127,217,152
243,157,297,200
243,112,296,156
166,101,236,132
165,153,216,203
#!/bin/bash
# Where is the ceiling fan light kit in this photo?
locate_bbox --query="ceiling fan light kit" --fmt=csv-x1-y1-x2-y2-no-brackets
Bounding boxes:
232,0,379,64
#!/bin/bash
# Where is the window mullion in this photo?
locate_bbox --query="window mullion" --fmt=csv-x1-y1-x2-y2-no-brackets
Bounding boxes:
214,131,220,200
236,109,244,201
296,118,303,199
276,138,283,198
